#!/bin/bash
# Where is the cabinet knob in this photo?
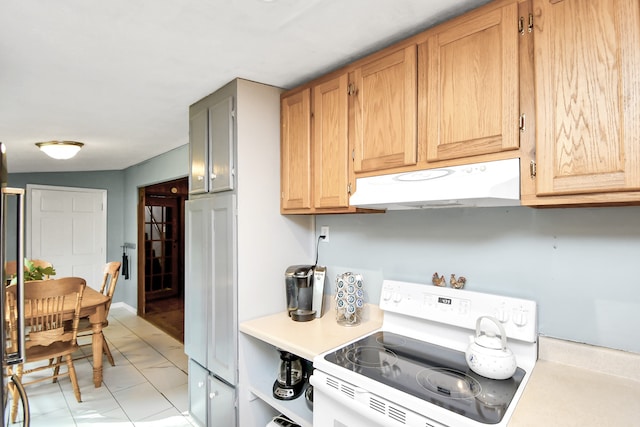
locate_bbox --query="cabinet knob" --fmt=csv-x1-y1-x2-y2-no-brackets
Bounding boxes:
198,381,204,388
197,175,204,181
211,173,217,180
209,391,218,399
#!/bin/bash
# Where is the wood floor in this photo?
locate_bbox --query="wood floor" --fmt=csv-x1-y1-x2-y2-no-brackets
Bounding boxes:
144,295,184,342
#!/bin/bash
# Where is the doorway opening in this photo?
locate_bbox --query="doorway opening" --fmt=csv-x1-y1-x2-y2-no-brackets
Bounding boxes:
137,177,188,342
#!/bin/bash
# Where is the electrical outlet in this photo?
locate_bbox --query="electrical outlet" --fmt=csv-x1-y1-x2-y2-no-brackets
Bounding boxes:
320,226,330,242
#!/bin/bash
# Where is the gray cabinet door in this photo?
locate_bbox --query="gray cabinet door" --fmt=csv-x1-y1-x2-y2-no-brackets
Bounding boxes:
189,108,209,194
208,375,236,426
208,192,238,385
209,96,235,193
188,359,208,427
185,194,238,386
184,198,212,362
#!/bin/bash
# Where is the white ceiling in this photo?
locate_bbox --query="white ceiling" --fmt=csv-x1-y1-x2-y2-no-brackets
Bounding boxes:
1,0,489,173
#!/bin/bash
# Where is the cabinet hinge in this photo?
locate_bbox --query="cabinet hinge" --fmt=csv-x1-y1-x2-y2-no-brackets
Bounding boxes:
351,149,355,161
530,160,537,178
519,114,526,133
519,13,533,35
347,83,357,96
347,183,352,195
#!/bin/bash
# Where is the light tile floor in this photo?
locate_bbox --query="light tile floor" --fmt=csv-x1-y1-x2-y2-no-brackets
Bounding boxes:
8,304,196,427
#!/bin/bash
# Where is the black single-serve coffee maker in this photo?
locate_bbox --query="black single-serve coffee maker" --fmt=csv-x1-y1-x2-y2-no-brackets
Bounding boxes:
285,264,325,322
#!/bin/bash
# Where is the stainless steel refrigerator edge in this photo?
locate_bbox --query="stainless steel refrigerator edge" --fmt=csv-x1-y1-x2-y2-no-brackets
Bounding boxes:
1,142,29,426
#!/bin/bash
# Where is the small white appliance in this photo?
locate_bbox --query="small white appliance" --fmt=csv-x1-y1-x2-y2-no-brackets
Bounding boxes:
311,279,537,427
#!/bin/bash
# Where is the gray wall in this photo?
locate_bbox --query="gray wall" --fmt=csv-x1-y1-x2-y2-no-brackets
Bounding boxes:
122,145,188,308
314,206,640,354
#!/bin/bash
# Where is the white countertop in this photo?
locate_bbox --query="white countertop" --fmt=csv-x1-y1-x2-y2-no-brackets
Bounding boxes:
239,303,383,361
510,337,640,426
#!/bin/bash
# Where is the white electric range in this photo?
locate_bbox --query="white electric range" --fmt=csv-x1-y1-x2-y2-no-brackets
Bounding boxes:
311,280,538,427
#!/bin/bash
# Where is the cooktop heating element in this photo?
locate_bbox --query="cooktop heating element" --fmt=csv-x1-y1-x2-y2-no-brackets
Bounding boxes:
312,280,538,427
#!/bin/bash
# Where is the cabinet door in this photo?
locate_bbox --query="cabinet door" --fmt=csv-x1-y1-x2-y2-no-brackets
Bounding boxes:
209,96,235,193
188,359,208,427
313,74,350,208
208,193,238,385
351,45,417,173
422,2,520,162
208,375,236,427
189,109,209,194
184,198,212,363
534,0,640,195
281,89,312,211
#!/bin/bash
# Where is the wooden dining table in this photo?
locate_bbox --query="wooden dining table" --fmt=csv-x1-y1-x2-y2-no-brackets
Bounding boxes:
78,287,110,388
22,285,110,388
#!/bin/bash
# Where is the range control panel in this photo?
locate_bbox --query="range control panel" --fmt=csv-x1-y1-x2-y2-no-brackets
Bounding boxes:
380,280,537,343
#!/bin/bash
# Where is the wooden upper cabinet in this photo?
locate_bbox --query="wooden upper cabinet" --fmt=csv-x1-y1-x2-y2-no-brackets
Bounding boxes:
313,74,350,209
351,45,418,173
280,89,312,211
421,2,520,162
533,0,640,196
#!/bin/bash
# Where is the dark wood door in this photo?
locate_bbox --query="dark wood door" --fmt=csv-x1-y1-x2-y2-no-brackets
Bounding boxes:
144,195,180,301
137,177,187,318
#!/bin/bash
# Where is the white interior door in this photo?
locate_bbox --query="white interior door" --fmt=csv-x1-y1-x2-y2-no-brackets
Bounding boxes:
27,185,107,290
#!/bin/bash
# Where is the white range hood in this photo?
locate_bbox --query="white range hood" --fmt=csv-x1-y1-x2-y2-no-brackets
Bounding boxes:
349,158,521,210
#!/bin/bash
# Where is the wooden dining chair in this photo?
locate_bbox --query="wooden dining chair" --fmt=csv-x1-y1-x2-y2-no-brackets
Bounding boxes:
75,261,121,366
5,277,86,423
4,260,18,278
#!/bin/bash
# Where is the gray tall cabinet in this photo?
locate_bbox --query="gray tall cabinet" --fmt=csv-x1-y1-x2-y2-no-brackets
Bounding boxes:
185,78,314,426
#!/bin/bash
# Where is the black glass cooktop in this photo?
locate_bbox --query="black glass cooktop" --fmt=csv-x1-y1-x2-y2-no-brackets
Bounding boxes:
323,331,525,424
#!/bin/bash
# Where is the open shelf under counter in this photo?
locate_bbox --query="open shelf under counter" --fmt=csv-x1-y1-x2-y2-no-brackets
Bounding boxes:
248,376,314,427
239,303,383,362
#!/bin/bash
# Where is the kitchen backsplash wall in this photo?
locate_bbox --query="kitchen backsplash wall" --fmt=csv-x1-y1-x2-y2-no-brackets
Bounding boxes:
315,206,640,354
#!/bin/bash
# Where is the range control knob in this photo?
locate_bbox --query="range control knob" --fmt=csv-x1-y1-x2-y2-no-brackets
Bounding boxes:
512,309,528,327
393,293,402,303
494,307,510,323
382,290,392,301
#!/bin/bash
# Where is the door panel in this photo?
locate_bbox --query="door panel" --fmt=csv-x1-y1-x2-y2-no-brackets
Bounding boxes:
209,374,236,426
184,198,211,364
28,185,106,290
281,89,312,210
190,108,209,194
352,45,417,172
209,96,235,193
313,74,350,208
534,0,640,195
208,193,237,385
423,3,520,161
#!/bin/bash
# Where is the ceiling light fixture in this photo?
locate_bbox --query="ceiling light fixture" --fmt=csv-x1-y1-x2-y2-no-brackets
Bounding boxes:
35,141,84,160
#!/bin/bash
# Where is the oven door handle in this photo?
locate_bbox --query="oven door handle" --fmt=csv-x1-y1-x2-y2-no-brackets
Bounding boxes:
310,374,445,427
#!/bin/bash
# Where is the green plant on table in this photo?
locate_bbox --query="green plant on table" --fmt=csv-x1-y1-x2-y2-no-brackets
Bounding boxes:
9,259,56,284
